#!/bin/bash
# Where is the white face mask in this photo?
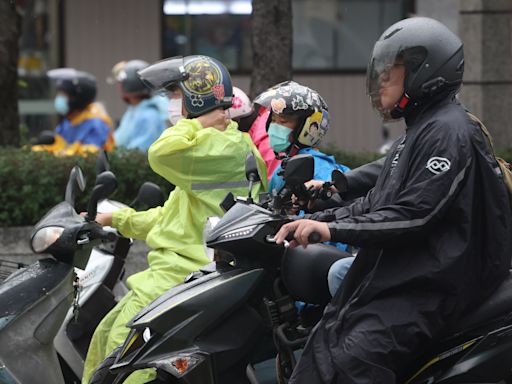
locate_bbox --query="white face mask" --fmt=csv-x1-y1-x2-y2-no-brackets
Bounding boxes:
168,97,184,126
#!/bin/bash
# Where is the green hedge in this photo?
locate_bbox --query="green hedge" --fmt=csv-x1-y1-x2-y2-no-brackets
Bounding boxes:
2,146,512,227
0,148,172,226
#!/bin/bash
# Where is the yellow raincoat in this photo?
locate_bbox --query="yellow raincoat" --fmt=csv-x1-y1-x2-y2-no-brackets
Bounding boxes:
82,118,267,383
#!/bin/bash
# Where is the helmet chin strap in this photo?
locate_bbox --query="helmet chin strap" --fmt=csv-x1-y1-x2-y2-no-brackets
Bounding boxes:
390,93,411,119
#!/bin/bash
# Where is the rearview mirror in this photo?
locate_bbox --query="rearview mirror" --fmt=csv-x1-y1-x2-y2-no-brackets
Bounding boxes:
35,130,56,145
245,153,260,202
86,171,117,221
65,166,86,207
245,153,260,183
130,182,165,210
283,154,314,186
95,151,110,175
331,169,348,194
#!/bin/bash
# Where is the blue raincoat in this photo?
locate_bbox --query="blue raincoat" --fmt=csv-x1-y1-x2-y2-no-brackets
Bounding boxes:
114,97,167,152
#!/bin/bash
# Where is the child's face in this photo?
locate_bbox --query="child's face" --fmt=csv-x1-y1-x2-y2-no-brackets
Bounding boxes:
271,113,298,130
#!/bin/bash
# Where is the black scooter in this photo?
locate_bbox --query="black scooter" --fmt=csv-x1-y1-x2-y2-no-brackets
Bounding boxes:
92,155,512,383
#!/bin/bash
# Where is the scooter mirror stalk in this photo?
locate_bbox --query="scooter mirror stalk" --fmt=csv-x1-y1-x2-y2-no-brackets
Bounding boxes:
86,171,118,221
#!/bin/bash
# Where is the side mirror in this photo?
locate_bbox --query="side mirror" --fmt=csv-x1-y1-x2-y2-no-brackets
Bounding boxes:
95,151,110,175
331,169,348,194
283,154,314,186
65,166,86,207
245,153,260,183
35,130,56,145
130,182,166,210
86,171,117,221
245,153,260,202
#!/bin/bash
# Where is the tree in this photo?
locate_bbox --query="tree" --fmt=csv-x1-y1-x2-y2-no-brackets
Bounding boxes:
0,0,20,147
250,0,293,99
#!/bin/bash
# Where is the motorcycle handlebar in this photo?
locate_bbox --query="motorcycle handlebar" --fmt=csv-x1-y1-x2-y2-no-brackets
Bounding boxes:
285,231,322,244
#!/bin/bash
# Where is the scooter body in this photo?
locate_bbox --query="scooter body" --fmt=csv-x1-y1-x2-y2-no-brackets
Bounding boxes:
0,168,119,384
54,198,131,380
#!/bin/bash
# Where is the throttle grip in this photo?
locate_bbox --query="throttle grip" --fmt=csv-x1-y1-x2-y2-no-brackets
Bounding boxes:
285,231,322,243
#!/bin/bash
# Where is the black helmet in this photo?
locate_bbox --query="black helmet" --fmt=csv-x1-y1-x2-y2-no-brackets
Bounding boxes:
48,68,97,111
254,81,329,149
367,17,464,119
111,59,151,95
137,55,233,118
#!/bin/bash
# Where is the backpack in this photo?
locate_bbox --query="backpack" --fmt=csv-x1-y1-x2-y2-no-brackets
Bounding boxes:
467,112,512,204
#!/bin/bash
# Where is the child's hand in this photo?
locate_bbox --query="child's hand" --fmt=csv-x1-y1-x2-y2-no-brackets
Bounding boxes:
197,108,230,131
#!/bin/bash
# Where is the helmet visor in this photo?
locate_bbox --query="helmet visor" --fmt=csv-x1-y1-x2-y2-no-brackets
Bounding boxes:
366,42,405,120
137,57,189,92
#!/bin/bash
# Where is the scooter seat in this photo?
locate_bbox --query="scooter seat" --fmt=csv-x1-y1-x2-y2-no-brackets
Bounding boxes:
451,272,512,332
0,258,73,330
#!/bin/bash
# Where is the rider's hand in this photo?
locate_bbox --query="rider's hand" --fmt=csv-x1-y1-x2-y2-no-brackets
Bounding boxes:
275,219,330,248
81,212,113,227
304,180,325,191
305,179,339,193
197,108,230,131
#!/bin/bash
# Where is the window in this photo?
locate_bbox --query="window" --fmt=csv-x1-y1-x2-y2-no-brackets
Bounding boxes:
162,0,406,72
17,0,60,136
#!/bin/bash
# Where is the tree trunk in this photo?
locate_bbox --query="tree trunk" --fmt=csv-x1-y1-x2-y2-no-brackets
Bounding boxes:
250,0,293,99
0,0,20,147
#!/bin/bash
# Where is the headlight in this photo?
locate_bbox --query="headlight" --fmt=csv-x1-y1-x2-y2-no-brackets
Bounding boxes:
143,327,152,342
203,216,221,261
150,350,206,378
218,224,257,241
31,226,64,253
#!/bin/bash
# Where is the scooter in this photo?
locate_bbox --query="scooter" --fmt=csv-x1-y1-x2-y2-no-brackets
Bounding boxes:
88,154,349,384
92,154,512,383
54,178,165,383
0,163,164,384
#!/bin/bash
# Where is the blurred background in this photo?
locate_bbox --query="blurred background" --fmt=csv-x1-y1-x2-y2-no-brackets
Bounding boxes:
15,0,511,151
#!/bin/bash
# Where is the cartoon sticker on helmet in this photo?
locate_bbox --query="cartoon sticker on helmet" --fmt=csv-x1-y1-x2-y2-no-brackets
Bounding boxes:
271,98,287,114
291,95,308,110
183,57,221,95
299,110,327,147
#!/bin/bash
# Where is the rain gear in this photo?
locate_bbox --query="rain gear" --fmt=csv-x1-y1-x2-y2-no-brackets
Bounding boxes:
114,96,167,152
32,102,114,156
82,118,267,384
289,96,512,383
248,107,281,180
269,147,350,194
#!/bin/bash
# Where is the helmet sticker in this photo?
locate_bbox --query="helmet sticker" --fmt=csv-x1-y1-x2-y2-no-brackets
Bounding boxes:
231,95,243,109
212,84,225,101
426,157,451,174
299,110,328,147
291,95,308,110
271,98,287,114
190,94,204,107
183,58,221,95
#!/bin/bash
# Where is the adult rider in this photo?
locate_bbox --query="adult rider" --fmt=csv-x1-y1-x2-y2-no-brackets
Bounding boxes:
275,17,512,383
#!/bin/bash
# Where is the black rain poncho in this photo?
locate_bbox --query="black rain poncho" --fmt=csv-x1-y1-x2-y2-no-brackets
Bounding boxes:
291,96,512,383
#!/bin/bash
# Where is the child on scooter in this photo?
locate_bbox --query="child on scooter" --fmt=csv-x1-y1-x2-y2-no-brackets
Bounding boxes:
254,81,355,296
